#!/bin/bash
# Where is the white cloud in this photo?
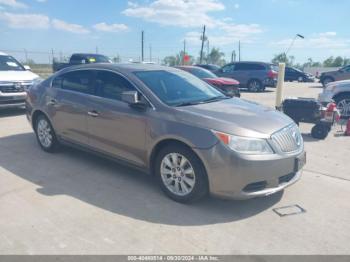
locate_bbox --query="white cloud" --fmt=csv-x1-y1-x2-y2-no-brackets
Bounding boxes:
36,0,47,2
0,12,49,28
123,0,262,46
0,0,26,8
93,22,129,33
123,0,225,28
272,32,350,50
52,19,90,34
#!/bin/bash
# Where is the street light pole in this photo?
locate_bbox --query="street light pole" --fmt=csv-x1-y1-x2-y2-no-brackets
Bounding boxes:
285,34,304,57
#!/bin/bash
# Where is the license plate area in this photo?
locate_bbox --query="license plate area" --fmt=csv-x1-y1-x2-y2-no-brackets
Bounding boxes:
294,152,306,172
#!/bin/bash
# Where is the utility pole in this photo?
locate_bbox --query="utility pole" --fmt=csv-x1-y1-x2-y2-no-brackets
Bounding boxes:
149,44,152,62
141,30,144,62
51,49,54,64
24,49,28,64
199,25,206,64
231,50,237,63
183,39,186,65
207,40,210,64
238,41,241,61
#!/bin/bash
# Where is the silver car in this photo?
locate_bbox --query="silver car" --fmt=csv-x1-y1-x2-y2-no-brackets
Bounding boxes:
318,80,350,118
26,64,305,203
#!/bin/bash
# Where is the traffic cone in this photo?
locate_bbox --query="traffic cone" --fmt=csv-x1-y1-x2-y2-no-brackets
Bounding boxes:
346,119,350,136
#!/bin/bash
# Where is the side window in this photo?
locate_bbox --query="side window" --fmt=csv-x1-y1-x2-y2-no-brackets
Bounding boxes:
344,66,350,72
235,63,247,71
52,76,62,89
95,71,135,101
222,64,235,73
61,70,93,94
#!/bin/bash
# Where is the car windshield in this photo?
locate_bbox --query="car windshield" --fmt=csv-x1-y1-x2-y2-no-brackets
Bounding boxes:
0,55,25,71
188,67,217,79
135,70,227,107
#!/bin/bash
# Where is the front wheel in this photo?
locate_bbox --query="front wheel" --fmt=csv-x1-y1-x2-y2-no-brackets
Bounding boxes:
35,114,59,152
247,79,263,92
155,144,208,203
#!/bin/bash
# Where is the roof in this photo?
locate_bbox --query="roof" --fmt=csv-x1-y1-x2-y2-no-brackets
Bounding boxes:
0,51,9,56
58,63,176,75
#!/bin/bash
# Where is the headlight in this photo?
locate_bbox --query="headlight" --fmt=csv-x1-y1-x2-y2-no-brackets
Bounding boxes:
213,131,274,155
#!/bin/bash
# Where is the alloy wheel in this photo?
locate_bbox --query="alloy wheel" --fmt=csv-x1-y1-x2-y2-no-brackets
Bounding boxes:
37,118,53,148
160,153,196,197
337,99,350,118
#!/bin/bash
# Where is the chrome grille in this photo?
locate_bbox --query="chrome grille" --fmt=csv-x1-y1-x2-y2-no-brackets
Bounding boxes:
0,82,32,93
271,124,303,153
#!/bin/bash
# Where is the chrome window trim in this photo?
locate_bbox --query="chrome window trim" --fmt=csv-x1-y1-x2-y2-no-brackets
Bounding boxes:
50,67,156,110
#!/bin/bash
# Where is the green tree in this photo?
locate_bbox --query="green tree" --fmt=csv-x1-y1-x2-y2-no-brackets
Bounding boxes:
323,56,334,67
332,56,344,67
163,51,194,66
272,53,289,65
205,48,226,66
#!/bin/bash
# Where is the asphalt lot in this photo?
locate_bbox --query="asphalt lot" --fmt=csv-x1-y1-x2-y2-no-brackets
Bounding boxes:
0,82,349,254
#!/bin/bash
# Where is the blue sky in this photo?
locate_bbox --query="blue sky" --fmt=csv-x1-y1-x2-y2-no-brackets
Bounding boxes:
0,0,349,64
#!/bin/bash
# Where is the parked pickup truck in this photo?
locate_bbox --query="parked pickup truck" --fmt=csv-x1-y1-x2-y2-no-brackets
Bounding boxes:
53,53,112,72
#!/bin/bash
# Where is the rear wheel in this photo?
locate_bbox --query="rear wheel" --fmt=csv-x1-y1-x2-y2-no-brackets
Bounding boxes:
35,114,59,152
334,94,350,119
247,79,263,92
155,144,208,203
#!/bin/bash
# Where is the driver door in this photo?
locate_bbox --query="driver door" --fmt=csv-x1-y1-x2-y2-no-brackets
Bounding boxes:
86,70,148,166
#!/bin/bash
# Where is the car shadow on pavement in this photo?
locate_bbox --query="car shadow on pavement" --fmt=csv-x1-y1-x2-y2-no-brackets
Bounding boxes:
0,133,283,226
0,108,25,118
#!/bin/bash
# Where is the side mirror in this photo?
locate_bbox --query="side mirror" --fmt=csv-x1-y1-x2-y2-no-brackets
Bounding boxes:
23,65,31,71
121,91,148,109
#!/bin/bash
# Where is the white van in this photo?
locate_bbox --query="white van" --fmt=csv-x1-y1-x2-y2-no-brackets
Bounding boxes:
0,52,40,109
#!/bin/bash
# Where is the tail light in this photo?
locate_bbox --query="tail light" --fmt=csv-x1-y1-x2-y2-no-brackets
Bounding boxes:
267,70,278,79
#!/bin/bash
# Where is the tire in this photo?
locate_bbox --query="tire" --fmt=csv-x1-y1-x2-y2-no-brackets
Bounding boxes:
34,114,59,152
247,79,263,92
155,144,209,203
322,77,334,87
311,124,329,140
334,94,350,119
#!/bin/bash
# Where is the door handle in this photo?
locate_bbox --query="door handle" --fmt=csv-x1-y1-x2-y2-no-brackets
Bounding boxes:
48,99,57,106
87,110,99,117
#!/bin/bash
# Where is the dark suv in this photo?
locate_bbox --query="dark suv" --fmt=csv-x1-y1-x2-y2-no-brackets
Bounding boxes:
216,62,278,92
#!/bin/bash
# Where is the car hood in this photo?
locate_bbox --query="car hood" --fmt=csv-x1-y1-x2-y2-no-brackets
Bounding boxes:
0,70,39,82
176,98,293,138
203,77,239,85
330,79,350,86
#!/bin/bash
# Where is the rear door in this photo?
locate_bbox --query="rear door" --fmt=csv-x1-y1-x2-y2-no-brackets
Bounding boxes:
49,70,94,145
233,63,252,86
86,70,147,166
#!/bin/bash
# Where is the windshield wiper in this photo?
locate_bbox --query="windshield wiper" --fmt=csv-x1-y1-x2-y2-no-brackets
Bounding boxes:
175,101,203,107
200,96,229,103
175,96,229,107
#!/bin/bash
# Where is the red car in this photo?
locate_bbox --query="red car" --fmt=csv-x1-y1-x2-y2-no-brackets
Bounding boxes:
176,66,241,97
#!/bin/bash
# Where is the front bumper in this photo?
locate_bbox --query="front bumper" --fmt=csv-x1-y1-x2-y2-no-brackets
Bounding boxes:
194,142,305,200
264,78,277,87
0,92,26,109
